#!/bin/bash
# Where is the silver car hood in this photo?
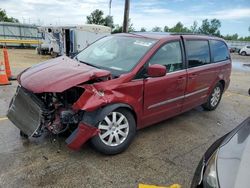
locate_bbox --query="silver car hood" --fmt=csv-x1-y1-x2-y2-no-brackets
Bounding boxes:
217,117,250,188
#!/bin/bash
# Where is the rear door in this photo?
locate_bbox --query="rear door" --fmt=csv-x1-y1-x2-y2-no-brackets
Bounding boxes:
182,38,219,111
142,39,187,127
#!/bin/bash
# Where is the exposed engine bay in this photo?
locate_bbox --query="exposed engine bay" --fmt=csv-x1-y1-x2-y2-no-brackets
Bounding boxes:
35,87,85,135
7,86,86,137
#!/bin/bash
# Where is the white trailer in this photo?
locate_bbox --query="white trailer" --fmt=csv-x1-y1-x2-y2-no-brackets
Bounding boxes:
71,24,111,54
37,26,75,57
38,24,111,57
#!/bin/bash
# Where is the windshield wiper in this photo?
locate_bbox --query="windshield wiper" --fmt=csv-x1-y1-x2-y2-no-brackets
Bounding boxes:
78,59,100,69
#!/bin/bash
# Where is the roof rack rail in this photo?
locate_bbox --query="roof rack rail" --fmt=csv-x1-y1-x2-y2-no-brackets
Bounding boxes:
131,31,216,37
131,31,170,35
169,32,215,36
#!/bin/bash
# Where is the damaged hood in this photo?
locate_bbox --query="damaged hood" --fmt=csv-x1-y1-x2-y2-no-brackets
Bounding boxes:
19,56,111,93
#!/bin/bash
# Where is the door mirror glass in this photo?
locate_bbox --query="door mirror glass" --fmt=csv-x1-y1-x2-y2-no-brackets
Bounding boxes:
147,64,167,77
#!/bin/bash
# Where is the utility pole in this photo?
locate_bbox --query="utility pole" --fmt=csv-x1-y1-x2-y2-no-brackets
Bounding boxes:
122,0,130,33
109,0,112,16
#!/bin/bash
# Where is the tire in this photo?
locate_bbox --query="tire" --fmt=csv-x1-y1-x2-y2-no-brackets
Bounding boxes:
51,51,58,58
37,47,41,55
20,130,28,139
202,83,223,111
241,51,247,56
91,108,136,155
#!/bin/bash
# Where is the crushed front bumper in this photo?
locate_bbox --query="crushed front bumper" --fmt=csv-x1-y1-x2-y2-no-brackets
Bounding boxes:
66,123,99,150
7,86,44,137
7,86,99,151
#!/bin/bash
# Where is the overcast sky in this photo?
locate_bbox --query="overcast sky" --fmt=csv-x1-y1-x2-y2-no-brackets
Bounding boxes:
1,0,250,36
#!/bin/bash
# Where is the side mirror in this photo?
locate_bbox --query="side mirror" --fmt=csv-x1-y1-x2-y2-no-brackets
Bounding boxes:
147,64,167,78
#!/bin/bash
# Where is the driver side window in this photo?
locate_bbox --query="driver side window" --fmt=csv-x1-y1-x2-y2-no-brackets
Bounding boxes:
148,41,183,72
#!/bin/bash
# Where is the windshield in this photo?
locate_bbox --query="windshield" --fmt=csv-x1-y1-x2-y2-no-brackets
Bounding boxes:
76,35,157,74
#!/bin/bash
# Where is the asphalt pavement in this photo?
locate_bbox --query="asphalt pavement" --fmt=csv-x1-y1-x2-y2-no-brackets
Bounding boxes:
0,50,249,188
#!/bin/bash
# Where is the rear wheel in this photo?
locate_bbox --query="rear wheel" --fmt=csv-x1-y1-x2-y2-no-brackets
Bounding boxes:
41,50,45,55
241,51,247,56
91,108,136,155
202,83,223,111
37,47,41,55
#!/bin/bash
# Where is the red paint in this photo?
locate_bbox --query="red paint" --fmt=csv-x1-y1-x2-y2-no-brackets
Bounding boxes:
18,33,231,149
66,123,99,151
147,64,167,77
19,56,110,93
142,69,187,127
181,35,232,112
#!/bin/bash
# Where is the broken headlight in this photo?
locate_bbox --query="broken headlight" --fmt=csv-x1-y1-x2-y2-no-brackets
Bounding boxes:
203,150,219,188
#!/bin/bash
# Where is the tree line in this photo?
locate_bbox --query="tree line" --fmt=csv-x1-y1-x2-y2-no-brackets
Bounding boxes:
0,8,19,23
1,8,250,41
86,9,250,41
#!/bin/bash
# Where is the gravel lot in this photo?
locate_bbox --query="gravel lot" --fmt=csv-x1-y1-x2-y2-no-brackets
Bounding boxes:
0,49,249,188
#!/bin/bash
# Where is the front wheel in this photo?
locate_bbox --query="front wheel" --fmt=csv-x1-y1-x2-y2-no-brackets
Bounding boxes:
91,108,136,155
20,130,28,139
51,51,58,58
202,83,223,111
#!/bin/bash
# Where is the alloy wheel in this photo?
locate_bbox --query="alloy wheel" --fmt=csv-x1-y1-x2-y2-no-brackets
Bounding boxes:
98,112,129,146
210,87,221,107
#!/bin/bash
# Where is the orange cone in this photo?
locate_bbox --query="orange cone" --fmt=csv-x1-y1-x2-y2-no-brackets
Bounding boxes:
0,61,11,86
3,47,16,80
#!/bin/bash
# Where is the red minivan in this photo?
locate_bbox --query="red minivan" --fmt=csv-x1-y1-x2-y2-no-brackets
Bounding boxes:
7,33,231,154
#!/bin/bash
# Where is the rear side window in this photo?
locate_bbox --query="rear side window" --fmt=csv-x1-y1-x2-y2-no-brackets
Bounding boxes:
210,40,229,62
186,40,210,68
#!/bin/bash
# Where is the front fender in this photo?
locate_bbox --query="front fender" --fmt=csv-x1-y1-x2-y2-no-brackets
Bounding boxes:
81,103,133,126
72,84,140,115
72,80,143,127
66,103,133,151
72,85,108,111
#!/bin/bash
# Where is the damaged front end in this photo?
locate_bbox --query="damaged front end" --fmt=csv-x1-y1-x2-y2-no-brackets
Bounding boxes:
7,85,99,150
7,86,44,137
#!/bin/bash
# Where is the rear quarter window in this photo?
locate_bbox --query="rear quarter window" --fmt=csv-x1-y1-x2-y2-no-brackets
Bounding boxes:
210,40,229,62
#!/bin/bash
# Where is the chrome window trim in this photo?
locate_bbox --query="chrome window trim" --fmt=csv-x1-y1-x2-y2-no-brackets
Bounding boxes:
147,87,209,109
187,60,229,71
131,78,143,81
166,69,186,75
134,59,229,81
145,69,187,80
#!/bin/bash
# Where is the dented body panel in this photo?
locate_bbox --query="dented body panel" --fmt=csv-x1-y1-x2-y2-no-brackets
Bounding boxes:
20,56,111,93
72,80,144,127
66,123,100,150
